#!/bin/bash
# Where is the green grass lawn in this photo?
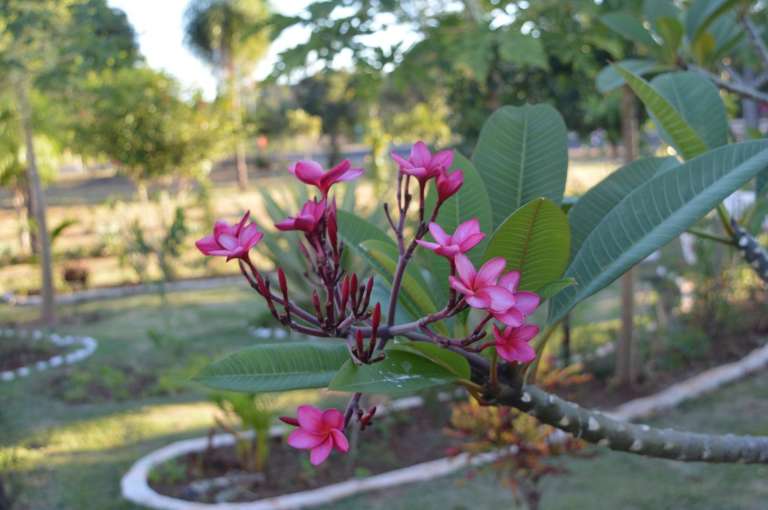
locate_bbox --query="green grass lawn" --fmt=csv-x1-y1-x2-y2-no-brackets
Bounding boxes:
3,282,764,509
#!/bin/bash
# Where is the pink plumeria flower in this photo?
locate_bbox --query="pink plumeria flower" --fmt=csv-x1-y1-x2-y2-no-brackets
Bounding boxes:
289,159,363,196
391,141,453,184
490,271,541,327
436,167,463,203
492,323,539,364
449,254,514,311
416,219,485,258
195,211,263,261
282,405,349,465
275,198,326,233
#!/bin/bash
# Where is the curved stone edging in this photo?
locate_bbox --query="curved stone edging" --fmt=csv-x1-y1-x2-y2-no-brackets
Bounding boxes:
121,341,768,510
0,328,98,382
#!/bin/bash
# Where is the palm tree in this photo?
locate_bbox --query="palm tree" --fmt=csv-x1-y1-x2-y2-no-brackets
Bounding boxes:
184,0,270,190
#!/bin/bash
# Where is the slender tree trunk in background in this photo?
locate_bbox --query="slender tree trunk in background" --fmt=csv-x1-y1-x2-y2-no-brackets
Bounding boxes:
561,313,572,366
12,187,32,255
229,60,248,190
17,80,55,326
616,86,639,387
328,132,341,167
23,184,38,256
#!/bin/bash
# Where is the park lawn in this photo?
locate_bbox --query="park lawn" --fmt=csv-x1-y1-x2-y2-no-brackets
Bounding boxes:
0,286,346,510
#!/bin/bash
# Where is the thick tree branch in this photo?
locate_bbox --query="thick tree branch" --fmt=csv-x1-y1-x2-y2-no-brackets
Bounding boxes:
489,383,768,464
690,66,768,103
742,16,768,70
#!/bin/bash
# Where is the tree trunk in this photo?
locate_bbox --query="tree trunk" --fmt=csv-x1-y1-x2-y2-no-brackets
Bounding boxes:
742,68,759,139
17,79,55,326
12,187,32,255
229,59,248,190
616,86,639,387
328,132,341,168
560,313,572,366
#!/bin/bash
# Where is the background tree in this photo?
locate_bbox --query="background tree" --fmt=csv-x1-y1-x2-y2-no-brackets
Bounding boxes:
72,67,231,199
184,0,271,190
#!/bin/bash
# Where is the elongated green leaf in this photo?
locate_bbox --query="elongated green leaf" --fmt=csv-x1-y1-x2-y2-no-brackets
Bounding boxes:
536,278,576,300
615,64,709,160
596,59,669,93
600,12,658,47
473,104,568,227
569,157,679,258
483,197,570,292
359,240,445,332
550,141,768,324
329,350,459,395
336,210,392,249
195,342,349,393
685,0,741,43
650,71,728,150
644,0,681,29
388,341,470,379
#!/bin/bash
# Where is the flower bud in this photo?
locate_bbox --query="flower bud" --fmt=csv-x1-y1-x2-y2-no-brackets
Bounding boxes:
436,167,463,204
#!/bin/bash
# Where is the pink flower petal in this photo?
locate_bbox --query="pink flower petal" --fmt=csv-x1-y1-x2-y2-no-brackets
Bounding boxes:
390,152,413,169
514,292,540,316
291,160,324,183
310,437,334,465
335,167,364,182
275,218,297,231
415,240,441,252
410,141,431,167
449,276,473,296
515,324,540,343
453,254,476,287
458,233,485,252
322,408,344,429
235,211,251,234
217,233,239,250
494,308,524,327
452,219,479,244
428,223,450,245
195,235,220,255
465,294,491,309
481,286,516,312
287,429,326,449
498,271,521,293
476,257,506,287
331,429,349,452
401,166,429,180
431,149,453,169
297,405,323,431
497,341,536,364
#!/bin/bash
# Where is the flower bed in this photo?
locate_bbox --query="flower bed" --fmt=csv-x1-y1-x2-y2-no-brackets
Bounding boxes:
0,328,98,382
122,341,768,509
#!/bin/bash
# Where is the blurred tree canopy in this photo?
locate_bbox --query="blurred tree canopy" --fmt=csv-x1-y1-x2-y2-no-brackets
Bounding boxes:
267,0,629,149
184,0,272,188
72,68,231,195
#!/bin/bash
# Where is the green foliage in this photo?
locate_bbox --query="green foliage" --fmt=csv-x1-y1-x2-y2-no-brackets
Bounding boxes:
568,157,679,258
650,71,728,150
550,141,768,324
72,67,230,185
211,392,276,472
329,342,469,396
473,105,568,228
483,198,570,293
596,59,670,93
600,12,658,48
614,64,709,160
195,341,349,393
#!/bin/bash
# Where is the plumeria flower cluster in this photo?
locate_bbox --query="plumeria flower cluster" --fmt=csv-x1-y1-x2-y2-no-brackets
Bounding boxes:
196,141,541,465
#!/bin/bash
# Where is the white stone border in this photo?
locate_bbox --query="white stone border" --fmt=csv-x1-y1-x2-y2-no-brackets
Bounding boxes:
0,328,98,382
121,342,768,510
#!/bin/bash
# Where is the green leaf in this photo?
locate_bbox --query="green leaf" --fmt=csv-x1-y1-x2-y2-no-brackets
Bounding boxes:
615,64,709,160
650,71,728,150
569,157,679,258
195,341,349,393
336,209,392,250
483,197,570,292
600,12,658,48
536,278,576,300
655,17,684,59
473,104,568,228
644,0,681,28
685,0,742,43
329,349,460,395
596,59,669,93
359,240,445,332
549,141,768,324
497,30,549,70
388,341,471,379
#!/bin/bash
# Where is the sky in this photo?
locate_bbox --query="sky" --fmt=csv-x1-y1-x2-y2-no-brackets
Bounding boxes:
107,0,315,99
